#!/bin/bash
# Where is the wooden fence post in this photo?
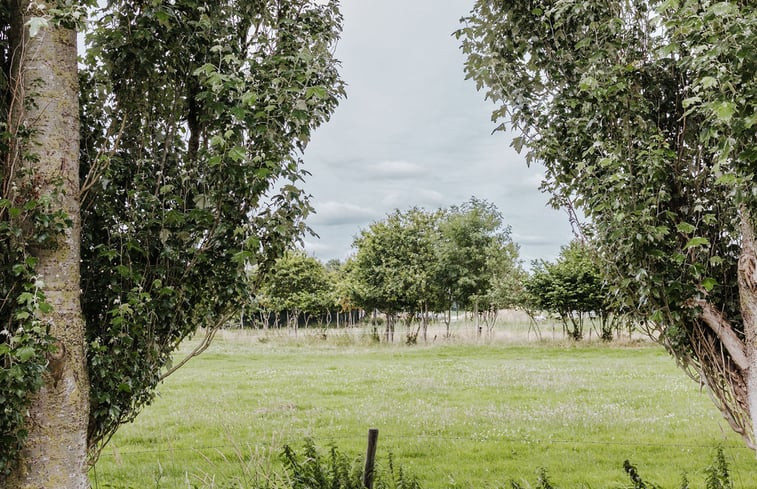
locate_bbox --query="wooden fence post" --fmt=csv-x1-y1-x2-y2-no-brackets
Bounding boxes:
363,428,379,489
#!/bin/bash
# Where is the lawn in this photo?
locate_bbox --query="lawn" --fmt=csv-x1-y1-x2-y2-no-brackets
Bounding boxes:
91,327,757,488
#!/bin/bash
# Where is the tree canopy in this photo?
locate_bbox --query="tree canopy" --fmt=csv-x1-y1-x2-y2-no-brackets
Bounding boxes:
459,0,757,447
347,200,521,340
350,207,441,321
259,250,334,327
525,241,617,341
0,0,344,482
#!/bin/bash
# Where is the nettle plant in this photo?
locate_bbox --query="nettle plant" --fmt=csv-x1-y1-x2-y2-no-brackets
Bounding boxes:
1,0,344,476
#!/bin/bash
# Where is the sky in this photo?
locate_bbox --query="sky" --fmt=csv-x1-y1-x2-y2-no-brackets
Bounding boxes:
301,0,575,265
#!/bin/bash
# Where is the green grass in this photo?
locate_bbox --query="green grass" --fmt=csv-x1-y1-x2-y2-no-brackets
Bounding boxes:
90,327,757,488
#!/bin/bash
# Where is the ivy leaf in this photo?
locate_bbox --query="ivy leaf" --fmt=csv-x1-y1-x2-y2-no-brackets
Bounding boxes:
702,278,718,292
684,237,710,249
15,347,36,363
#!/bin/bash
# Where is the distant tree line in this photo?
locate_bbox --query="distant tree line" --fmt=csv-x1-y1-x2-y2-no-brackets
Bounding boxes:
243,198,632,342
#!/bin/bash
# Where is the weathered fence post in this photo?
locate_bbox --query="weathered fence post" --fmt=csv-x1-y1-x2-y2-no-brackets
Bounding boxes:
363,428,379,489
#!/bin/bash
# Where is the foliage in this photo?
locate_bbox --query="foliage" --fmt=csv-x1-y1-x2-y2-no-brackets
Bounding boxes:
435,197,521,329
347,199,521,340
0,0,345,470
703,447,733,489
259,251,334,325
524,242,619,340
458,0,757,445
281,439,363,489
79,0,344,456
281,439,421,489
350,208,442,319
0,182,66,473
333,258,362,316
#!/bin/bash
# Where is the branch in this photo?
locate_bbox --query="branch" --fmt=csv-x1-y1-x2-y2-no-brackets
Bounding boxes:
159,310,235,382
690,298,749,371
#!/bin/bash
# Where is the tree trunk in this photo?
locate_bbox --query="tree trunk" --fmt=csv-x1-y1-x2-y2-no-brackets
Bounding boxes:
474,299,480,337
5,3,89,488
738,210,757,447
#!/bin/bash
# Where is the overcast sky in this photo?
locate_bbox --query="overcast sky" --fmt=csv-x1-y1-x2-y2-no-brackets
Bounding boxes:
301,0,574,265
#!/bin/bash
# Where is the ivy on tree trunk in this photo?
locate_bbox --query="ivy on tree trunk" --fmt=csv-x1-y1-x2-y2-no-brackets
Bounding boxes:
0,0,344,483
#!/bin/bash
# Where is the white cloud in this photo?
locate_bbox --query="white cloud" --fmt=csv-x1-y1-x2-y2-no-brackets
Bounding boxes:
309,201,378,226
368,160,424,179
382,188,445,209
512,233,553,246
301,239,337,256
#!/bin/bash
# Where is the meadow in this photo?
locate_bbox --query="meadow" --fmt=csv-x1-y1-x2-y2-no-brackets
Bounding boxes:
91,321,757,489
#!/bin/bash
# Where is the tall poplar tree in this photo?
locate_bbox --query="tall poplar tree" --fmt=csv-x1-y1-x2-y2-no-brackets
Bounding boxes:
459,0,757,448
0,1,344,485
3,2,88,487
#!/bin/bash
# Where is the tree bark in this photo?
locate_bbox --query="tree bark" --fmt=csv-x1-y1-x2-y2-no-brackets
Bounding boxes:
5,3,89,488
738,209,757,448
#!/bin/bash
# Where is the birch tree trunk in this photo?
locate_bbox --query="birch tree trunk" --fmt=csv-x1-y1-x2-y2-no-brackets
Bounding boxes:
5,2,89,487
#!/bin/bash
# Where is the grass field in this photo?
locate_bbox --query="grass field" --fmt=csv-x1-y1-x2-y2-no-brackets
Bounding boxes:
90,324,757,489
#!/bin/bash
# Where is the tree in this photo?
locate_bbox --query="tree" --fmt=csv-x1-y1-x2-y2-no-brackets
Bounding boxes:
525,242,611,341
459,1,757,447
1,3,88,486
260,251,333,330
0,1,344,485
350,208,441,342
436,198,519,335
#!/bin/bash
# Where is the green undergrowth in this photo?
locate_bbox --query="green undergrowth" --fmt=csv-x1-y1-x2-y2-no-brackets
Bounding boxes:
94,438,743,489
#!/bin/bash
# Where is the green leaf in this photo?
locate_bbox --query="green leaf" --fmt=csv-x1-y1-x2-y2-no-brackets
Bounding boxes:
240,91,258,106
682,96,701,108
699,76,718,89
154,9,171,28
228,146,246,162
210,135,225,147
305,86,327,100
15,347,36,363
684,237,710,249
676,222,696,234
578,75,598,92
711,101,735,122
701,278,718,292
511,136,524,153
14,311,30,320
